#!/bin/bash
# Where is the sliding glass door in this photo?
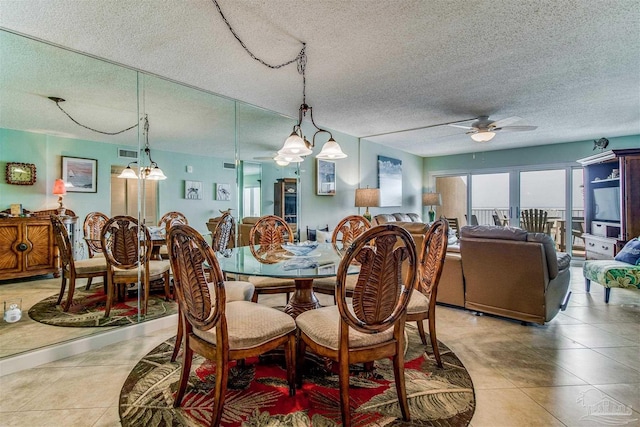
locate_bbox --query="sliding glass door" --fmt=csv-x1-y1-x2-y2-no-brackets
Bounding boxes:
471,173,510,226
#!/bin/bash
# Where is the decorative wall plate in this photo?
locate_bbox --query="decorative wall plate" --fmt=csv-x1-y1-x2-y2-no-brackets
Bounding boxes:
6,162,36,185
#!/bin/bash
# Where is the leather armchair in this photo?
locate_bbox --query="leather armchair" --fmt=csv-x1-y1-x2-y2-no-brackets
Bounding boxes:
459,225,571,324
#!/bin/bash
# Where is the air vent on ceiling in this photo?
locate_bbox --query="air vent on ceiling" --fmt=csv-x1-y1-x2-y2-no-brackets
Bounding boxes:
118,148,139,160
223,162,236,169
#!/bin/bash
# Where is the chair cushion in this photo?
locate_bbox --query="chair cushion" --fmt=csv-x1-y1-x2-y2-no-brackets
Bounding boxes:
312,275,357,292
583,260,640,290
222,281,255,302
113,260,170,277
249,276,296,290
615,238,640,265
72,257,107,274
406,291,430,315
296,305,394,351
192,301,295,350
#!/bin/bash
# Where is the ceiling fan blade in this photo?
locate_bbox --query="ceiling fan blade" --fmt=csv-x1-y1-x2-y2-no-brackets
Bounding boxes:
448,124,474,130
494,125,538,132
489,116,523,128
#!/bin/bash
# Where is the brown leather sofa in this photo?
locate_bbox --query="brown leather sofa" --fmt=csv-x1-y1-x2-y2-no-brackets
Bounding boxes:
373,213,429,249
458,225,571,324
238,217,298,246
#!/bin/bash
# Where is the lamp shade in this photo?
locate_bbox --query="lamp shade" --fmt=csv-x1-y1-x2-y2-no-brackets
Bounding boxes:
52,179,67,196
355,188,380,208
471,131,496,142
278,131,313,156
118,166,138,179
422,192,442,206
316,138,347,159
145,167,167,180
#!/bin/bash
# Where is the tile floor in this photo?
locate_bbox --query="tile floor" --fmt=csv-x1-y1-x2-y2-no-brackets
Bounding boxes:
0,266,639,426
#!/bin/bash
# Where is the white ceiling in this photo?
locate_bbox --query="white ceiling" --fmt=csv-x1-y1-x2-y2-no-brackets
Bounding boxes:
1,0,639,158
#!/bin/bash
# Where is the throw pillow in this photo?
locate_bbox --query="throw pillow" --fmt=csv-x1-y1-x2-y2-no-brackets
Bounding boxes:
614,238,640,265
307,225,328,242
316,229,333,243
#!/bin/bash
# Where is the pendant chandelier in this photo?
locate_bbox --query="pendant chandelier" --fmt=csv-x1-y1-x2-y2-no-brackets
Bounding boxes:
213,0,347,164
118,116,167,180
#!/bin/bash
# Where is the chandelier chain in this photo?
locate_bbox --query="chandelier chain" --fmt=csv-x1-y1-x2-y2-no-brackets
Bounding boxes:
52,99,140,135
211,0,307,100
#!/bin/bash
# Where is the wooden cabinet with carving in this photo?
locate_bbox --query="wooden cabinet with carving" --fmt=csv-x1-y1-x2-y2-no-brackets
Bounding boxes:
0,217,59,280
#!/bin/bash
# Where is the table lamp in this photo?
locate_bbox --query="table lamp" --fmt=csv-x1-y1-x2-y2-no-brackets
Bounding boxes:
355,187,380,222
52,179,67,216
422,192,441,222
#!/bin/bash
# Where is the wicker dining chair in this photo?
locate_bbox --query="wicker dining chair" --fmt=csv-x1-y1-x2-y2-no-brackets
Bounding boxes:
82,211,109,290
168,224,296,427
100,215,171,317
247,215,296,302
158,212,188,259
406,218,449,367
296,224,417,426
51,215,107,312
313,215,371,301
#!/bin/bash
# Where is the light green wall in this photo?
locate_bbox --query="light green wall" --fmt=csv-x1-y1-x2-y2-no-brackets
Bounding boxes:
423,135,640,180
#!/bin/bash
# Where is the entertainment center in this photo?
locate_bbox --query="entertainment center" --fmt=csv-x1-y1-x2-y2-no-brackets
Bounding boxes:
578,148,640,260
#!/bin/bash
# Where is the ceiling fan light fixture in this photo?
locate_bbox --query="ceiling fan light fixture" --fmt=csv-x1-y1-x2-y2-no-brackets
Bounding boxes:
471,131,496,142
316,138,347,159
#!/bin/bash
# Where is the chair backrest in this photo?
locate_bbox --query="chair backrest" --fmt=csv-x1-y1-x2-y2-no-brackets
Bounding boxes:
211,212,236,253
51,215,75,272
158,211,188,229
335,224,417,335
101,215,152,269
167,224,226,340
445,217,460,238
415,219,449,311
331,215,371,246
465,214,479,226
249,215,293,263
521,209,550,234
83,211,109,257
492,214,502,226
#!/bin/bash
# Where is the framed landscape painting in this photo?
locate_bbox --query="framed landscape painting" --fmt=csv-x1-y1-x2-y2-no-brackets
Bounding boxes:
317,159,336,195
377,155,402,207
62,156,97,192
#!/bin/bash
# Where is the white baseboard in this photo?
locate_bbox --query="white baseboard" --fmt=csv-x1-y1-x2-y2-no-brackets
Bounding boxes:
0,314,177,376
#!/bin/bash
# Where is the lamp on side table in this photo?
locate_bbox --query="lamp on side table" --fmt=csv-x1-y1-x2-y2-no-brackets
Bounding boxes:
423,192,442,223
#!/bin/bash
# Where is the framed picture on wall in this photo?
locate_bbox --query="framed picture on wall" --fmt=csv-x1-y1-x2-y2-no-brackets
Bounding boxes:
377,155,402,206
62,156,97,193
317,159,336,195
185,180,203,200
216,183,231,201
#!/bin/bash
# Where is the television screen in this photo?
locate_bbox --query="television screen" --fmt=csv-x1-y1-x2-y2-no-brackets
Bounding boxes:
593,187,621,222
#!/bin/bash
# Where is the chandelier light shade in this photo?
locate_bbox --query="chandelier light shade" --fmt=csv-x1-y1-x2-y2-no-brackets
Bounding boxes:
274,153,304,166
471,131,496,142
355,187,380,222
278,131,313,157
422,192,442,222
52,178,67,215
316,138,348,159
118,166,138,179
118,116,167,180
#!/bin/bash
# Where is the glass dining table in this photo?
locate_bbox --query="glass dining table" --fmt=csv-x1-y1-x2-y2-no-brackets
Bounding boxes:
216,243,359,317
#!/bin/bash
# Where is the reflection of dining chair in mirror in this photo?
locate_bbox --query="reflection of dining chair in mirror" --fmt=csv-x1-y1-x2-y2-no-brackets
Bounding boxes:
296,224,418,426
52,215,107,312
464,214,479,226
406,218,448,368
168,224,296,426
521,209,551,234
100,215,171,317
248,215,296,302
158,211,188,259
211,212,236,254
82,211,109,290
314,215,371,301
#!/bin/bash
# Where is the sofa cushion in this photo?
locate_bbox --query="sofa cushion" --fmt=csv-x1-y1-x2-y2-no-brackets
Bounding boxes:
374,214,397,224
393,213,412,222
316,229,333,243
407,213,422,222
460,225,528,241
399,222,428,234
527,232,561,279
557,252,571,271
614,238,640,265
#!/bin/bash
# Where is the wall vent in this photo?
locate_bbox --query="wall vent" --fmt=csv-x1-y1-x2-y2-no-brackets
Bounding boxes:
118,148,139,160
223,162,236,169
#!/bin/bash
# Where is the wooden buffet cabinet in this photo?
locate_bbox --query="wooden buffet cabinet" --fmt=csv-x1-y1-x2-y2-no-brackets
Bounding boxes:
0,216,58,280
578,148,640,260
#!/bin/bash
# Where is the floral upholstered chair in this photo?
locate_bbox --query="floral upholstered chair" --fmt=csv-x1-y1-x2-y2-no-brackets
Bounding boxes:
583,238,640,302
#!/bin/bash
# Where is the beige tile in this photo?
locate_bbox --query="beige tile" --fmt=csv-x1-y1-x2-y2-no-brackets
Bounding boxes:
594,383,640,413
93,405,122,427
593,346,640,371
591,322,640,342
0,368,67,412
471,388,564,427
553,324,639,348
0,408,108,426
522,384,639,427
542,348,640,385
453,353,516,390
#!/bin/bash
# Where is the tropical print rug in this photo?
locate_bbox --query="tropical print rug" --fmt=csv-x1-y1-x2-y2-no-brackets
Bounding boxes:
120,327,475,426
28,287,178,327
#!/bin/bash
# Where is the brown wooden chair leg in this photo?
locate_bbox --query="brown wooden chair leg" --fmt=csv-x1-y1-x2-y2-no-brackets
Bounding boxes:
104,276,114,318
62,276,75,312
393,348,410,421
416,319,428,346
170,309,183,363
56,276,67,306
284,333,296,396
163,271,171,301
251,290,259,303
296,336,307,388
173,337,193,407
211,347,229,427
84,277,93,291
429,311,442,368
338,352,352,427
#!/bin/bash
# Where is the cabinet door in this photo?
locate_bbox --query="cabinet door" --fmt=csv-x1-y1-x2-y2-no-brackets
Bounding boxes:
24,221,55,271
0,222,22,274
622,156,640,240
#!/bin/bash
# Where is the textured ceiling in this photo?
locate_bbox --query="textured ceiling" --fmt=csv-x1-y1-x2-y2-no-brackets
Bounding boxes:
1,0,639,158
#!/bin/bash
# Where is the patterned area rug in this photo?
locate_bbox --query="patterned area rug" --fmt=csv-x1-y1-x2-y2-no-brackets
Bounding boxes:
28,287,178,327
120,327,475,426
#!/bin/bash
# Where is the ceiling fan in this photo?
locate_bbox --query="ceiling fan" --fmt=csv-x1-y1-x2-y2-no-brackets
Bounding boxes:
448,116,537,142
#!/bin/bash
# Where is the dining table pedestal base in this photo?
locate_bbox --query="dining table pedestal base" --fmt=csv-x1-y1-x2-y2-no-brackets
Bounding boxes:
284,278,321,318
